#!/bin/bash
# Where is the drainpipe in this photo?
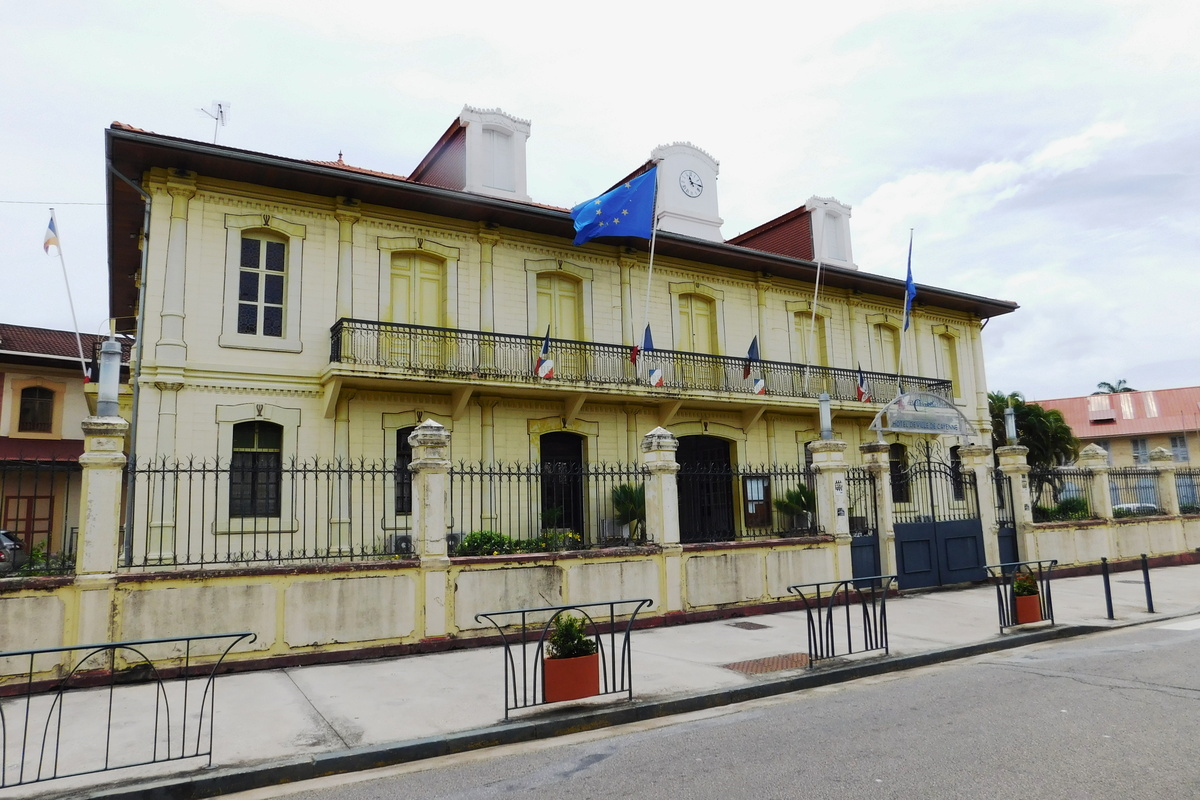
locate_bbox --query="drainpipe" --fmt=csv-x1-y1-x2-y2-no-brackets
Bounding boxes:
106,161,151,568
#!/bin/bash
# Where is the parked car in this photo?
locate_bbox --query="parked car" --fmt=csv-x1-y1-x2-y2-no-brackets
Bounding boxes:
1112,502,1160,516
0,530,27,573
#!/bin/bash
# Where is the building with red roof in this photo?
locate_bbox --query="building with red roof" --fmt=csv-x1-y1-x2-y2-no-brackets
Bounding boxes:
1038,386,1200,467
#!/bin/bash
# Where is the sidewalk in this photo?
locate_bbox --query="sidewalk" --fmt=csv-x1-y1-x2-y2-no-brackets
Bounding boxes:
12,563,1200,800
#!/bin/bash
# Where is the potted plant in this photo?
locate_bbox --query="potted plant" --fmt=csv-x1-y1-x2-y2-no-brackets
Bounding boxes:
1012,571,1042,624
543,613,599,703
773,485,815,535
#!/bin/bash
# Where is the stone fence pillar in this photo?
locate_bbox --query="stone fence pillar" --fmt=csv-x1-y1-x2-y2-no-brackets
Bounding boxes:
1077,444,1113,520
958,443,999,565
859,441,897,576
809,439,851,581
1150,447,1180,516
409,419,452,638
996,445,1035,559
76,416,129,575
641,427,683,612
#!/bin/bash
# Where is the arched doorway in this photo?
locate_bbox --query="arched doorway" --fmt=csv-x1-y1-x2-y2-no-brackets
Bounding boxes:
676,435,735,542
540,432,585,538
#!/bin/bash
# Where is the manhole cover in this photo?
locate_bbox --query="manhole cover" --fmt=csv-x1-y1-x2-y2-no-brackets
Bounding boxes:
723,652,810,674
727,621,771,630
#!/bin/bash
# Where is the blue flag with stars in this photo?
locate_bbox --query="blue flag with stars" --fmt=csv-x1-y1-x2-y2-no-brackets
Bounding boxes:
570,167,657,246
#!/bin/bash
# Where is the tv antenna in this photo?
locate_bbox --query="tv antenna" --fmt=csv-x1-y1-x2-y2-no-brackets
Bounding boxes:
200,101,231,144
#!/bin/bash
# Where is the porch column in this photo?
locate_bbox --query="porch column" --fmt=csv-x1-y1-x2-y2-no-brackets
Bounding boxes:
860,441,897,576
619,256,636,348
155,172,195,371
410,420,452,638
809,439,850,579
334,200,359,321
478,227,499,332
76,417,129,575
1150,447,1180,516
642,427,682,612
330,390,356,554
958,443,999,565
478,396,500,529
997,445,1036,560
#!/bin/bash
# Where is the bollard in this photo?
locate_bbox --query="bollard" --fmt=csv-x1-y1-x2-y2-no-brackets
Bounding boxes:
1101,557,1114,620
1141,553,1155,613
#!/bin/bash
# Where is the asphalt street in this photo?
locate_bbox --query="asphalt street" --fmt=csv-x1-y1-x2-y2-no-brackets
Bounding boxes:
225,617,1200,800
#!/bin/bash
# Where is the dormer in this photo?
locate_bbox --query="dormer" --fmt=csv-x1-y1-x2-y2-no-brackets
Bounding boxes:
409,105,531,202
804,196,856,270
651,143,723,242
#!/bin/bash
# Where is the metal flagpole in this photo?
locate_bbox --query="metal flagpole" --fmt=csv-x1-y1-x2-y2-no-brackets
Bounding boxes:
896,228,914,398
638,167,662,382
48,208,91,381
803,210,826,395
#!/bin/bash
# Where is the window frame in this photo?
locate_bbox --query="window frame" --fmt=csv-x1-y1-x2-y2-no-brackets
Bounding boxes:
214,403,301,533
7,378,66,440
229,421,283,518
220,214,306,352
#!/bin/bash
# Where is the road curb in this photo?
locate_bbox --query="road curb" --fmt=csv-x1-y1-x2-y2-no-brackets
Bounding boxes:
76,623,1105,800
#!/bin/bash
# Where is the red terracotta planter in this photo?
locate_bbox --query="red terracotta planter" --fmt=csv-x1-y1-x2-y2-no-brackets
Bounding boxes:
543,653,600,703
1014,594,1042,624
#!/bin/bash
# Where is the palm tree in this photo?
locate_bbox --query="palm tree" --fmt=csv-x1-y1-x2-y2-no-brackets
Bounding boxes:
1093,379,1135,395
988,390,1079,468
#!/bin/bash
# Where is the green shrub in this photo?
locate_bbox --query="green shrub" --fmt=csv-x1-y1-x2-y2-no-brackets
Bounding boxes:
546,614,597,659
455,530,514,556
1054,497,1089,518
611,483,646,540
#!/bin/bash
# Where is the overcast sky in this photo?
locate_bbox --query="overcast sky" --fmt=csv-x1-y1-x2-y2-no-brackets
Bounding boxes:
2,0,1197,401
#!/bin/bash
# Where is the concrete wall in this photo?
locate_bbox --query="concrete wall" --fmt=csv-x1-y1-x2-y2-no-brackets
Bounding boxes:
1023,516,1200,566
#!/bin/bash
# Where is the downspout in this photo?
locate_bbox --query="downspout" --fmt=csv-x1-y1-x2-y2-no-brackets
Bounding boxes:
106,161,151,568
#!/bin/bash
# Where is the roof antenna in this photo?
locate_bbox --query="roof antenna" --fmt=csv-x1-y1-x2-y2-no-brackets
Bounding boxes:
199,101,231,144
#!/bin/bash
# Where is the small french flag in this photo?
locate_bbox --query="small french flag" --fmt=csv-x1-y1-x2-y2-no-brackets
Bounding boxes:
649,367,664,387
536,327,554,379
856,362,872,402
753,377,766,395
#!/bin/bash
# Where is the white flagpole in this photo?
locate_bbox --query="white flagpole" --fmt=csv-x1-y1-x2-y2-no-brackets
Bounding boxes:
896,228,914,397
803,210,826,395
638,166,662,382
49,208,91,381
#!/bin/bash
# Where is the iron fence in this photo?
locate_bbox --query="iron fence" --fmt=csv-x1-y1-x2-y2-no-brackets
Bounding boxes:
994,471,1015,528
845,466,878,537
786,575,895,665
1175,469,1200,514
985,560,1056,632
474,599,653,719
0,632,253,788
1108,467,1161,515
1029,467,1097,522
0,458,80,576
125,457,411,568
330,318,953,402
448,461,648,553
677,462,819,543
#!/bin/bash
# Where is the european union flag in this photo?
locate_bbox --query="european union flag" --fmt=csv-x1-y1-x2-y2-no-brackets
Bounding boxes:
903,231,916,331
569,167,657,246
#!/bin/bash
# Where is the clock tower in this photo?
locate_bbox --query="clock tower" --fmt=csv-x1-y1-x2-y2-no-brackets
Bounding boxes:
651,142,723,242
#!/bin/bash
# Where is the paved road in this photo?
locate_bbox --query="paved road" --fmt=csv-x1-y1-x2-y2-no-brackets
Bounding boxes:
226,616,1200,800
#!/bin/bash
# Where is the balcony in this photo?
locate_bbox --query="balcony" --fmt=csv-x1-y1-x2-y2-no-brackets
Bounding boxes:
328,319,952,406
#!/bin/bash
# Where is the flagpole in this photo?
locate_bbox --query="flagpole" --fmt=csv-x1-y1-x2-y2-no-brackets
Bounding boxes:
638,167,662,382
896,228,914,398
49,208,91,381
803,209,827,395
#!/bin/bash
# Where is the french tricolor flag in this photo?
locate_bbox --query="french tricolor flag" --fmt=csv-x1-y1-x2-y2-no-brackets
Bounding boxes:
536,327,554,379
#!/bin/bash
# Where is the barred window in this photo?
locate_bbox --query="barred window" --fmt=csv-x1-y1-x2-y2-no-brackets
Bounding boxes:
18,387,54,433
395,427,415,514
230,421,282,517
237,234,286,337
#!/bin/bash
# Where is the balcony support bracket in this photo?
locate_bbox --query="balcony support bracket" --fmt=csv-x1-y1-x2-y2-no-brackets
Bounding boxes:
563,393,587,426
741,404,767,430
658,399,682,428
451,386,473,421
323,378,343,420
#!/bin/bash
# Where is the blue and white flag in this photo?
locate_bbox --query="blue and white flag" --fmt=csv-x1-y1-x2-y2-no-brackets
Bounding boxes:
569,167,657,246
903,231,916,332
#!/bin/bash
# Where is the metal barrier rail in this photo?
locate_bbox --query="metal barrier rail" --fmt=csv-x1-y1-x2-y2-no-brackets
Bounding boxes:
786,576,896,666
475,599,652,719
0,632,254,788
985,560,1057,633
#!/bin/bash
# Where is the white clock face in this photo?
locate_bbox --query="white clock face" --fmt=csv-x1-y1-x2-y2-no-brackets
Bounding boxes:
679,170,703,198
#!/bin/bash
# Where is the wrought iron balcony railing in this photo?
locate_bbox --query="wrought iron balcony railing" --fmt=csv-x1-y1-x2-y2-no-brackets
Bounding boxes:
329,319,952,403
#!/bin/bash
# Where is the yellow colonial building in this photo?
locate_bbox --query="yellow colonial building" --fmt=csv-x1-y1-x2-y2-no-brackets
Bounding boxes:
105,106,1016,561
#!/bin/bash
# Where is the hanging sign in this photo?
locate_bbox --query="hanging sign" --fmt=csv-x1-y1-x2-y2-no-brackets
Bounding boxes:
869,391,976,437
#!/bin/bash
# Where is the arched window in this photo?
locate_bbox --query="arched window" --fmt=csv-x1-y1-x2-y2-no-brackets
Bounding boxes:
535,272,583,340
794,313,828,367
889,443,910,504
390,252,445,327
18,387,55,433
873,323,900,374
230,421,282,517
237,233,287,337
395,427,415,514
937,333,961,396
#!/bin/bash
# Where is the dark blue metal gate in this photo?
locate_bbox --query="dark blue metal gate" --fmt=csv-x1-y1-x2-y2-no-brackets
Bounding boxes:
892,442,986,590
847,467,880,584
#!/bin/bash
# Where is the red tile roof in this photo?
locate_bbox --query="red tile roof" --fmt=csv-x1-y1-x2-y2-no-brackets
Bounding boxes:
1037,387,1200,439
0,324,133,364
727,205,815,261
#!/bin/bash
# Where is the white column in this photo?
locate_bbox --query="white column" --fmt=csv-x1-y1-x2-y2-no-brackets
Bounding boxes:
959,443,999,565
997,445,1036,560
76,417,129,575
642,427,682,612
860,441,896,576
410,420,453,638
